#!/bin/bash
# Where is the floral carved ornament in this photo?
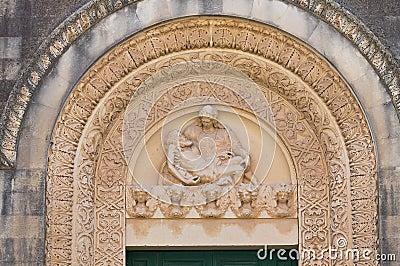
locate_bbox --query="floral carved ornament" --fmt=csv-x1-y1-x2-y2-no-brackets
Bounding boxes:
46,17,377,266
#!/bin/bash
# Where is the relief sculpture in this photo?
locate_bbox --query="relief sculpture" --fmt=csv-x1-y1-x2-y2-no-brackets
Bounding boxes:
259,184,297,218
126,186,157,218
230,184,260,218
195,183,231,218
161,105,257,187
45,17,377,265
126,104,297,219
158,185,191,218
126,183,296,219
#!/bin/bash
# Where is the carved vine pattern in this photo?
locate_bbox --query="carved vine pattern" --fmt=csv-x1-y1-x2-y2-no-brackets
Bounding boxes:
121,75,332,259
1,0,398,170
46,18,377,266
103,79,327,261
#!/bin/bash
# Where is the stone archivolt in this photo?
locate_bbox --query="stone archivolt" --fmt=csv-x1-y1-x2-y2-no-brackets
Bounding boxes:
2,0,398,171
46,17,377,266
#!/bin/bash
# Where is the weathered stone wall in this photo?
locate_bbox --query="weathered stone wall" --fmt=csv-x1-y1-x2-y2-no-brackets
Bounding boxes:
0,169,45,265
0,0,91,113
0,0,399,265
1,2,88,263
338,0,400,61
334,1,400,263
1,0,400,115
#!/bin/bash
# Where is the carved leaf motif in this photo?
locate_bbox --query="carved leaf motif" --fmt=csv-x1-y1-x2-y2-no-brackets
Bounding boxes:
46,18,377,266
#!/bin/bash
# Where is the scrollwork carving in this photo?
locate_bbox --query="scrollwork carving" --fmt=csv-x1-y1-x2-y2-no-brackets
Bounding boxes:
46,17,377,266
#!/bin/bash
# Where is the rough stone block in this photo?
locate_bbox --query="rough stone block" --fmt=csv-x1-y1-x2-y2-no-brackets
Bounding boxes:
378,171,400,219
308,21,374,83
1,191,44,216
0,238,15,262
379,191,400,217
380,216,400,236
136,0,172,26
0,79,14,95
0,59,3,79
0,237,44,264
351,68,392,109
72,23,116,70
381,103,400,138
2,59,20,80
366,101,400,142
378,167,400,183
34,48,83,109
375,136,400,170
13,237,45,263
0,37,22,59
0,170,12,191
379,236,400,265
169,0,199,17
16,103,56,169
11,170,45,193
198,0,223,14
277,5,319,41
378,169,400,220
0,216,43,239
222,0,253,17
101,3,143,45
0,0,17,17
251,0,288,27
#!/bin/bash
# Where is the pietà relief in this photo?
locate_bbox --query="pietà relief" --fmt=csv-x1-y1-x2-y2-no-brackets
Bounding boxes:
127,105,296,219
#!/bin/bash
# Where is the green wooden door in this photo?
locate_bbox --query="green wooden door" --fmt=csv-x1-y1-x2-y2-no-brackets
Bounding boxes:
126,250,297,266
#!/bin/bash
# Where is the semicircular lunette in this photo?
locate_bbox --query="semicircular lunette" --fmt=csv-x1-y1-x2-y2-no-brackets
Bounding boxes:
1,0,398,170
46,17,377,265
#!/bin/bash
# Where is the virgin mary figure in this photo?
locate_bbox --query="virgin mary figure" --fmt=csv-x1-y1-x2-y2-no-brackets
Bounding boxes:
161,105,257,186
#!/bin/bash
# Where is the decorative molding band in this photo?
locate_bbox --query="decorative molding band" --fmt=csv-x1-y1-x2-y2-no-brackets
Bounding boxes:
0,0,396,171
45,17,377,265
0,0,137,168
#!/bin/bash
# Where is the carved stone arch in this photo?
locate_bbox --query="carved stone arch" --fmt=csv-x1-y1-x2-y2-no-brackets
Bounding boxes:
1,0,399,169
93,85,327,265
46,17,377,265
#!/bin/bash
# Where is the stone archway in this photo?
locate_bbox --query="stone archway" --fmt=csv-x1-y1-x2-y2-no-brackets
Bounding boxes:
46,17,377,265
1,0,399,170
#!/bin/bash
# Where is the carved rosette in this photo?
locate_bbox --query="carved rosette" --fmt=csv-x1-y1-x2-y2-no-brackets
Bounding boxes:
46,17,377,266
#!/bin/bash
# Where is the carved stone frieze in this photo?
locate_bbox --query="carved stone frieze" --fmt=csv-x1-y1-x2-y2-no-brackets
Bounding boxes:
46,17,377,266
1,0,398,170
123,184,297,219
126,186,158,218
195,184,231,218
259,184,297,218
230,184,260,218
